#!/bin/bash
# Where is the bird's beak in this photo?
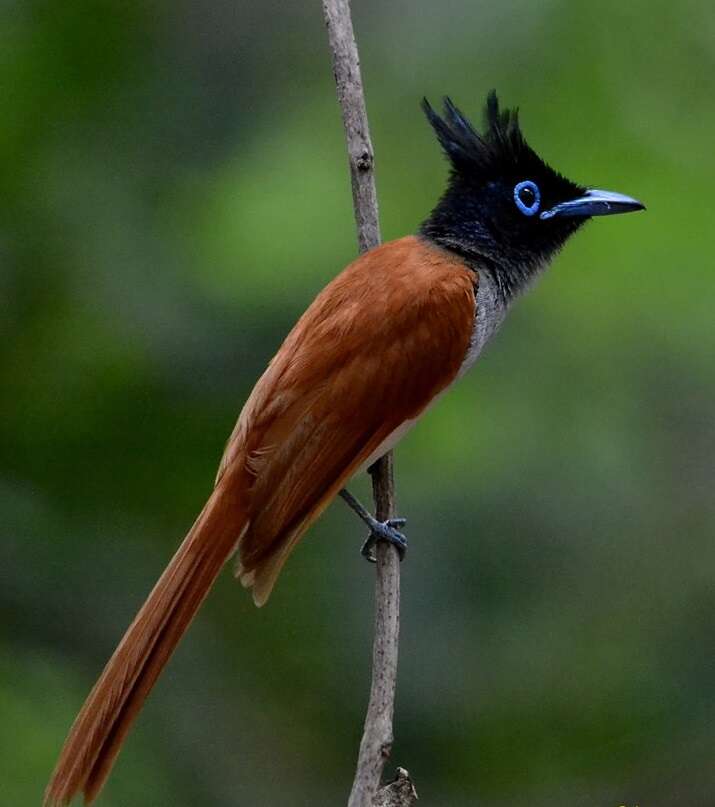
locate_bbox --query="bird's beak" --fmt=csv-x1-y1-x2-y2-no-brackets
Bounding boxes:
540,189,646,220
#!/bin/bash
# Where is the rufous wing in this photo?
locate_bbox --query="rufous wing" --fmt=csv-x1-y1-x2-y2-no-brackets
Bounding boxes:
219,236,478,604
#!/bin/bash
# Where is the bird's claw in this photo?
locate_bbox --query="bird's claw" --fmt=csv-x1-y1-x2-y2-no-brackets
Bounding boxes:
361,518,408,563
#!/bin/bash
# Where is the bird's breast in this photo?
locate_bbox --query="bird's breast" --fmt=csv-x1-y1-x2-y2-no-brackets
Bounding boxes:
458,267,507,379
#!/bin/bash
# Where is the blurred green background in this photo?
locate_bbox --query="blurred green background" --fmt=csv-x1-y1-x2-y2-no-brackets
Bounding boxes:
2,1,714,805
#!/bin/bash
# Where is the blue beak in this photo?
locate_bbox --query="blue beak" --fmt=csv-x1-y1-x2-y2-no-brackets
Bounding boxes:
540,188,646,220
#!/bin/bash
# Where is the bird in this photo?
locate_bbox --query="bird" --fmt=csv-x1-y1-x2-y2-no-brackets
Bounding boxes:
45,91,644,805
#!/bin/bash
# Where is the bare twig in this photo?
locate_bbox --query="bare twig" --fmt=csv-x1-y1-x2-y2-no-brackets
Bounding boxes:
321,2,406,806
321,0,380,254
372,768,418,807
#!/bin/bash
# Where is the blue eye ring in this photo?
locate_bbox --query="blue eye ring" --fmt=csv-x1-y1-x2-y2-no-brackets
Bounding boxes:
513,180,541,217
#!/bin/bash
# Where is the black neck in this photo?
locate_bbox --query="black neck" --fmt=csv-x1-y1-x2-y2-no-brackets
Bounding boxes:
418,182,572,302
419,213,540,304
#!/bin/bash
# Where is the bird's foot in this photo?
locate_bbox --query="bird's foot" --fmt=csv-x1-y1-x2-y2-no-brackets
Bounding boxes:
338,488,408,563
360,517,408,563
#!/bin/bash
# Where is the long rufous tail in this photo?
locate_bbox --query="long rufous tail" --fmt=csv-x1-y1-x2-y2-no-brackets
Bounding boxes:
44,480,246,806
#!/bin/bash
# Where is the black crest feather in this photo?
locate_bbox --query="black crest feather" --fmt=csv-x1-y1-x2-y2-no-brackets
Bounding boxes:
422,90,529,175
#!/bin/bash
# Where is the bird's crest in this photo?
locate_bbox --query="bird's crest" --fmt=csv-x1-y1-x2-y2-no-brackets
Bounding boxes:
422,90,533,177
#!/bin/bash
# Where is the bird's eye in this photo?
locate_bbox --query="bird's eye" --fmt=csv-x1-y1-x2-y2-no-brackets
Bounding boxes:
513,180,541,217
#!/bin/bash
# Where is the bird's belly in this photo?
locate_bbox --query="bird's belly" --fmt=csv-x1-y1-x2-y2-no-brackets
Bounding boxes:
358,418,419,474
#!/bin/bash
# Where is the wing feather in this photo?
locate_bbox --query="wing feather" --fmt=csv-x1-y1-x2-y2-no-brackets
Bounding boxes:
221,236,477,603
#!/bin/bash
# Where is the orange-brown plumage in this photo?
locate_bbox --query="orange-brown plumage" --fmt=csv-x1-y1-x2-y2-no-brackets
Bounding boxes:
228,236,477,603
44,235,477,805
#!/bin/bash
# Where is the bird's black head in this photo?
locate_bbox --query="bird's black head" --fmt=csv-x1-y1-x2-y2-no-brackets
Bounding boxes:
420,92,644,299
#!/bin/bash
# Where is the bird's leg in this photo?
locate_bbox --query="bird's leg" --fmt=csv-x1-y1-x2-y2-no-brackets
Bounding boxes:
338,488,407,563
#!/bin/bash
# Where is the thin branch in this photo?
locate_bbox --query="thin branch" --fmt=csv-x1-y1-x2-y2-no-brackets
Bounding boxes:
321,0,380,254
321,2,408,806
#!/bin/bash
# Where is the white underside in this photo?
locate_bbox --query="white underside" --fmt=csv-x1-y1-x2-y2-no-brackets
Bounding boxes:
358,418,419,474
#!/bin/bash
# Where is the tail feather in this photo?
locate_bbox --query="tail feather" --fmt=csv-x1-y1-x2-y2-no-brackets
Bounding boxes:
44,483,246,806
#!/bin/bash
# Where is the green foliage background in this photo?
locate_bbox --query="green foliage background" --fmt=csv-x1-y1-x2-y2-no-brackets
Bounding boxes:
2,1,714,805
